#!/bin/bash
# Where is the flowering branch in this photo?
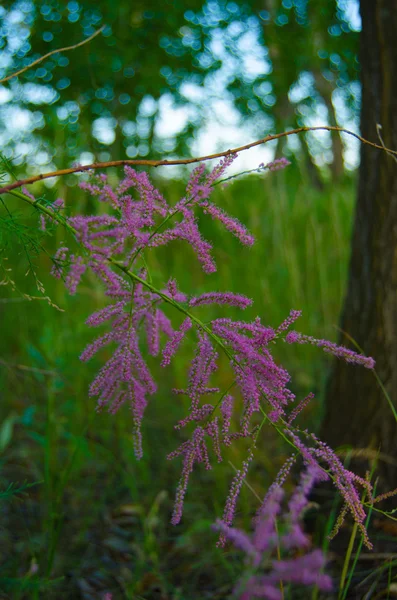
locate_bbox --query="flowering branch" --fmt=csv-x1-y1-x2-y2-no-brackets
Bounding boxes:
1,125,397,196
0,26,105,85
8,153,381,552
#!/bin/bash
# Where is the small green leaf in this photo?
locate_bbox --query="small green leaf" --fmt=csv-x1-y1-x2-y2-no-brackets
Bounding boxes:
0,414,16,453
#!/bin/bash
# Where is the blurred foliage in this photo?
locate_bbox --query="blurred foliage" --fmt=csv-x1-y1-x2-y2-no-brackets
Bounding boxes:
0,0,360,173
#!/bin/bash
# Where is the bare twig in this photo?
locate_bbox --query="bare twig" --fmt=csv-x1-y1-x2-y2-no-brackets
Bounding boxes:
0,358,59,376
376,123,397,164
0,26,105,85
1,125,396,196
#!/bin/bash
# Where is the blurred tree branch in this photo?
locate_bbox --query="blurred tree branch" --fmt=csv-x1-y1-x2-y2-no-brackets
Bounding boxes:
0,25,105,85
0,125,395,196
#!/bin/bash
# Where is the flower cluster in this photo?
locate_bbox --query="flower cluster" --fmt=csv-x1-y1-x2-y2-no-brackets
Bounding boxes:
286,330,375,369
258,157,291,173
286,429,373,548
213,465,333,599
50,158,255,460
23,186,65,233
47,155,376,555
39,198,64,231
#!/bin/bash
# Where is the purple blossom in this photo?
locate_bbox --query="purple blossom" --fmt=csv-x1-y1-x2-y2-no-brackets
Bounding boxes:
185,332,219,411
213,519,259,561
86,301,126,327
165,278,188,303
285,330,300,343
51,246,69,279
216,467,333,599
161,317,193,367
185,153,237,201
169,427,206,525
285,429,373,549
212,317,295,427
145,308,161,356
205,153,237,186
285,331,375,368
237,578,282,600
65,255,86,295
267,157,291,172
77,266,181,458
206,418,222,462
281,464,323,550
63,159,255,287
220,394,234,441
22,187,36,202
272,550,332,589
259,457,297,512
287,392,315,425
175,404,214,430
130,378,148,459
258,157,291,173
253,485,283,554
189,292,252,309
185,163,207,199
39,198,64,231
200,202,255,246
276,309,302,334
177,207,217,273
217,449,254,546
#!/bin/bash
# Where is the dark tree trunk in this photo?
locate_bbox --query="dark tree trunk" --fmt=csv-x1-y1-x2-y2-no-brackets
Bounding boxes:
321,0,397,483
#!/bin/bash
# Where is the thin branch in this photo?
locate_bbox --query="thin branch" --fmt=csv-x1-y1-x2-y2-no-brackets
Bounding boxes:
0,26,105,85
0,358,59,376
376,123,397,164
1,125,397,196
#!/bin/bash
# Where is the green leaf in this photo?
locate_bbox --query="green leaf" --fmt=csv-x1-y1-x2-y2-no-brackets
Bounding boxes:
0,414,16,453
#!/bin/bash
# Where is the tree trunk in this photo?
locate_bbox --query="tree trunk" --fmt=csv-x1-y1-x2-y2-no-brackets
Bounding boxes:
313,69,345,180
321,0,397,483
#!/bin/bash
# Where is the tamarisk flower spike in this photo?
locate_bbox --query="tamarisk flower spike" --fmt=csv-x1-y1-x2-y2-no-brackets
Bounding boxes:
287,392,314,425
65,255,86,295
285,429,373,549
51,246,68,279
161,317,192,367
38,197,64,231
217,449,254,546
214,467,333,599
189,292,253,309
258,157,291,173
286,330,375,369
169,426,206,525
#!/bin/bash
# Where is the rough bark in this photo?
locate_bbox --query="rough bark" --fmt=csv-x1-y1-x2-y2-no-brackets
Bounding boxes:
321,0,397,483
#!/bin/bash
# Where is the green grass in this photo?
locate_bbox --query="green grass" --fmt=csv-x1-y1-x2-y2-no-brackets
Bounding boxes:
0,165,357,598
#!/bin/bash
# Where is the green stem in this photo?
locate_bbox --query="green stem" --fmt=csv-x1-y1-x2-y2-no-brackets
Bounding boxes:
43,387,57,578
338,520,358,598
336,327,397,423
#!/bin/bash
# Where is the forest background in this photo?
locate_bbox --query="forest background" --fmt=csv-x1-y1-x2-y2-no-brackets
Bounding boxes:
1,1,395,599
